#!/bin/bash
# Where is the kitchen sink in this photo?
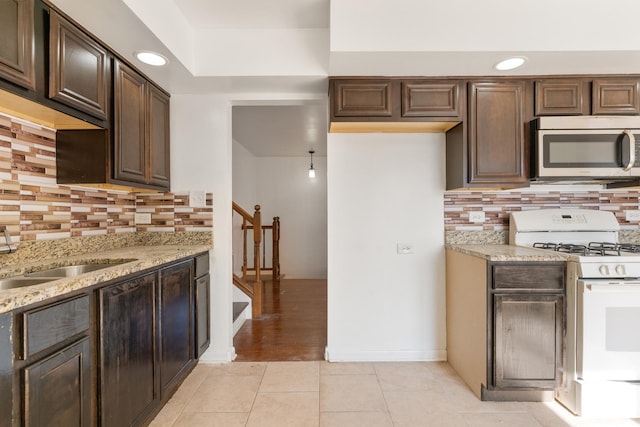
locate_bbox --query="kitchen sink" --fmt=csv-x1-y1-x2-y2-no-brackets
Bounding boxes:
0,259,136,291
0,277,55,290
24,259,135,278
24,263,127,278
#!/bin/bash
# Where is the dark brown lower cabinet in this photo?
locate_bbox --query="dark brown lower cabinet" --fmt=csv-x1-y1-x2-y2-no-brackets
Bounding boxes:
493,294,564,388
23,337,91,427
99,272,159,427
2,252,210,426
159,261,195,398
487,262,565,399
194,252,211,358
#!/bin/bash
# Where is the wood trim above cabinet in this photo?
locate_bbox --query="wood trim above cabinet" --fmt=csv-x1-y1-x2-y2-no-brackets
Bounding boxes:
534,79,586,116
0,0,36,90
592,79,640,115
401,80,461,117
332,79,393,117
48,10,110,120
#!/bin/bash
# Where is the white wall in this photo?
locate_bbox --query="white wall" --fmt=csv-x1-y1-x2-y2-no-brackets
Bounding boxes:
171,94,235,362
330,0,640,52
326,133,446,361
257,156,328,279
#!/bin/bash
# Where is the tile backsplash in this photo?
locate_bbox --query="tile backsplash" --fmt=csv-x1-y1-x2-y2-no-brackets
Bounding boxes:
445,189,640,232
0,113,212,244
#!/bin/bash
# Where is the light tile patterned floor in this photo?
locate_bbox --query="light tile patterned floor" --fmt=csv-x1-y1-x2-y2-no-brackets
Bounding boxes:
150,361,640,427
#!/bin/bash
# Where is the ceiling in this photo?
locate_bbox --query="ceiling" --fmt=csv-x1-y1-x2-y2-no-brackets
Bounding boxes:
233,103,327,157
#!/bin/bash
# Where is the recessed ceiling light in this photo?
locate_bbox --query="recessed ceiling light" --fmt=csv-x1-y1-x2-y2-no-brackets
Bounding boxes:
134,51,168,66
494,56,526,71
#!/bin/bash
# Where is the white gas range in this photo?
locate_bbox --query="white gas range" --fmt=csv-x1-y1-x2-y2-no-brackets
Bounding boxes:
510,208,640,418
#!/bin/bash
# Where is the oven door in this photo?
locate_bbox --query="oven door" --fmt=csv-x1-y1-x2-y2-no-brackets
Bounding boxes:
537,129,640,177
577,279,640,380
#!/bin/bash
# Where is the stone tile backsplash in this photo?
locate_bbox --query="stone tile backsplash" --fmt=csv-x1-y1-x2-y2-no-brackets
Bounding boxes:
445,190,640,234
0,112,212,243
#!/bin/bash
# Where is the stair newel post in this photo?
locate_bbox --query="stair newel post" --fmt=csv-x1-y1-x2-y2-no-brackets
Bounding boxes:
272,216,280,280
252,205,262,317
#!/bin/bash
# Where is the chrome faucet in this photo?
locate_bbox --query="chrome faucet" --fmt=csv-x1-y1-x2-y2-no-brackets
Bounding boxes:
0,226,17,254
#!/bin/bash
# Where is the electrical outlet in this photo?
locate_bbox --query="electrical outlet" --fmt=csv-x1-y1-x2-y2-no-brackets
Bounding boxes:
397,243,414,255
626,210,640,222
189,191,206,208
135,213,151,225
469,211,486,223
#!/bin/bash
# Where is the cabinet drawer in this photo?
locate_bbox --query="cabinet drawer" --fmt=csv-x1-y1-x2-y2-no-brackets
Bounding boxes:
22,295,90,359
194,252,209,278
492,264,564,290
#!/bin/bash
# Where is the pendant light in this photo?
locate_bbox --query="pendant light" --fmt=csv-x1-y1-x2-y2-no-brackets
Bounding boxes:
308,150,316,178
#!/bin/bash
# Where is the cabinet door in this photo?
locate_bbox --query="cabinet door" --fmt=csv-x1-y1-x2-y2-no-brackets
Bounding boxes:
99,273,158,427
23,337,91,427
493,294,564,389
147,84,170,188
159,261,194,397
592,79,640,115
332,79,393,117
0,0,35,90
468,81,528,186
195,273,210,358
534,79,586,116
114,60,147,185
401,80,461,117
49,11,109,120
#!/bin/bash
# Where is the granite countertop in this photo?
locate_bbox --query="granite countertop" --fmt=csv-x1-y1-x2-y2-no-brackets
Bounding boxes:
0,245,210,314
446,244,569,262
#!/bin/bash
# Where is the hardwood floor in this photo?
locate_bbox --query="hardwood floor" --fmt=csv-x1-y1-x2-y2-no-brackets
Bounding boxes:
233,278,327,361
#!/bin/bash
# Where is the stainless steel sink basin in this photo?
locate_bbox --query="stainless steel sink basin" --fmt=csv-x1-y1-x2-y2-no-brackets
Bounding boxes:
0,277,54,290
0,259,135,291
25,263,121,278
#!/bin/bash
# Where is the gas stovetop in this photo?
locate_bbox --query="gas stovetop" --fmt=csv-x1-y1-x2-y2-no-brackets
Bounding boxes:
510,209,640,278
533,241,640,257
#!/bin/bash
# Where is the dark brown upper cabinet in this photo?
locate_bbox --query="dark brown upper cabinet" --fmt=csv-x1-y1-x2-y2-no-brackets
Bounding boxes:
49,10,110,120
401,80,461,118
332,79,393,118
592,79,640,115
114,59,170,190
148,84,171,188
534,79,587,116
467,80,528,187
0,0,35,90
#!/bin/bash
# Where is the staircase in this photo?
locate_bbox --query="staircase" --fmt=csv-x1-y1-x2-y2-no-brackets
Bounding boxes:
232,202,280,318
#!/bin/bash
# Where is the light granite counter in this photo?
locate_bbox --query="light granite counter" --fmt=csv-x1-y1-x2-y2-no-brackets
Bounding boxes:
446,244,569,262
0,244,211,314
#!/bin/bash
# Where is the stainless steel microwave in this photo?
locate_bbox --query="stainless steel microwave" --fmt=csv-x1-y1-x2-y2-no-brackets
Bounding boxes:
533,116,640,179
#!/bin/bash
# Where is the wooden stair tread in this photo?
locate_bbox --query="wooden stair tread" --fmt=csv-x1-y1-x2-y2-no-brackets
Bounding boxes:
233,302,249,322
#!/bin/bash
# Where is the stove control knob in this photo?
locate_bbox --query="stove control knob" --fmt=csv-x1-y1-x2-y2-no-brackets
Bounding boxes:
599,265,610,276
615,265,626,276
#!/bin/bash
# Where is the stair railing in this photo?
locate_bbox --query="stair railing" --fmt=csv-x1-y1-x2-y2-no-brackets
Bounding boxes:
245,216,280,281
232,203,263,318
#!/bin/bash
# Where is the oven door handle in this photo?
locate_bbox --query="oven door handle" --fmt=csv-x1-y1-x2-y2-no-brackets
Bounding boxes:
622,129,636,172
584,283,640,292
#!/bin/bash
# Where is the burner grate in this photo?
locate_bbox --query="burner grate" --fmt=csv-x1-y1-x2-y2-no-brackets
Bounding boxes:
533,241,627,256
